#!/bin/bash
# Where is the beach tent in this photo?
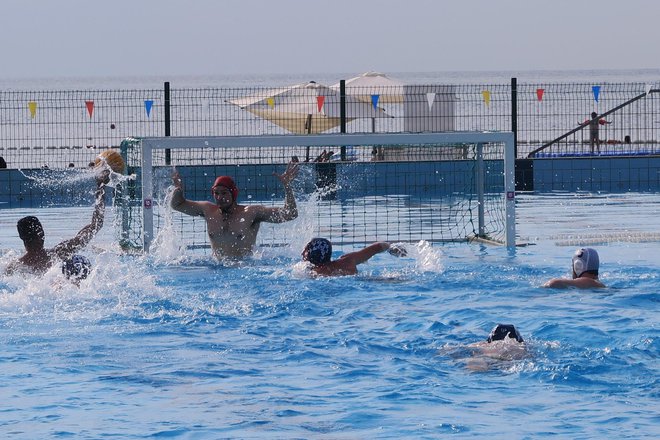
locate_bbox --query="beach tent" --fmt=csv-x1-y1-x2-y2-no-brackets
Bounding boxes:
228,81,389,134
332,71,405,104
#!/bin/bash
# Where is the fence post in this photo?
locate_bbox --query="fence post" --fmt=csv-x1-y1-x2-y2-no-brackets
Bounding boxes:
340,79,346,160
511,77,517,158
164,81,171,165
512,77,533,191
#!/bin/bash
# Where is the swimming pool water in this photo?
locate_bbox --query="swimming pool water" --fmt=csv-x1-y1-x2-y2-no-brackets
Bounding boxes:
1,193,659,439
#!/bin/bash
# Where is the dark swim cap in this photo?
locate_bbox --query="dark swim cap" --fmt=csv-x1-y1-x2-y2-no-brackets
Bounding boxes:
487,324,524,343
17,216,44,242
303,238,332,266
62,255,92,280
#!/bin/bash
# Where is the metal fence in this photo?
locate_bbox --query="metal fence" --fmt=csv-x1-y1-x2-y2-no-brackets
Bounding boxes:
1,80,658,169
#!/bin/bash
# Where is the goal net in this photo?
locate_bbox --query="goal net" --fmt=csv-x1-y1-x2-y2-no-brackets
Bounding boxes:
116,132,515,254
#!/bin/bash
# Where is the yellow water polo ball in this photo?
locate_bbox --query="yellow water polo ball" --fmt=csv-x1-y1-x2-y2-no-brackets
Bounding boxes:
94,150,125,174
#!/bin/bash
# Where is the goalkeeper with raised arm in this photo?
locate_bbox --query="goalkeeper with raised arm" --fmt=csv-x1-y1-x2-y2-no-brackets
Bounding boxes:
170,160,299,260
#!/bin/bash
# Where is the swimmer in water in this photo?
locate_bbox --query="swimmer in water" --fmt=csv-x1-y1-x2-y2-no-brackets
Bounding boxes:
5,170,109,276
301,238,407,276
170,161,299,260
543,247,605,289
439,324,529,372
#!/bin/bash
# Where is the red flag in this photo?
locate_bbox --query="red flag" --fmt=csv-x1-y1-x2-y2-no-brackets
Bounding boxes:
536,88,544,102
316,96,325,113
85,101,95,118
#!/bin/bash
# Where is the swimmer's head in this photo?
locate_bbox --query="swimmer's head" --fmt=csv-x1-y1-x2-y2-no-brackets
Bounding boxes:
17,216,44,243
211,176,238,202
61,255,92,280
591,111,598,119
572,247,599,278
302,238,332,266
487,324,524,343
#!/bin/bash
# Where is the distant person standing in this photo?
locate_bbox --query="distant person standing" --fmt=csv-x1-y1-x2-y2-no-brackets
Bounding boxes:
581,112,612,154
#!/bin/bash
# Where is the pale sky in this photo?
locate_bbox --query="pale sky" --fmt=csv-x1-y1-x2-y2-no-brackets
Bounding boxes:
1,0,659,79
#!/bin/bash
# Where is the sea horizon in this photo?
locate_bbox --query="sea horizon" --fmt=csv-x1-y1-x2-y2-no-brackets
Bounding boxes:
1,67,659,91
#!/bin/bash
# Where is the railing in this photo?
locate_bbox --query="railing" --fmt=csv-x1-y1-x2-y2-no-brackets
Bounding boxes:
0,80,658,170
525,87,660,158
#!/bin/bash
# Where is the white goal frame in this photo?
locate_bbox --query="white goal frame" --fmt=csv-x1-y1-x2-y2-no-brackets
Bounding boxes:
136,131,516,251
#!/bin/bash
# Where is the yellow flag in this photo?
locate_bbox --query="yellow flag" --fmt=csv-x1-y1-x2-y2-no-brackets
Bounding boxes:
481,90,491,106
267,97,275,108
28,101,38,119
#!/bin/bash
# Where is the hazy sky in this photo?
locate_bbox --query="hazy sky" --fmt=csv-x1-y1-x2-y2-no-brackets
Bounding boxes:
1,0,659,79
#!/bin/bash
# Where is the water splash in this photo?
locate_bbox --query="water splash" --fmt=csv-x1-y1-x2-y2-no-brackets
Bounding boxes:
408,240,444,273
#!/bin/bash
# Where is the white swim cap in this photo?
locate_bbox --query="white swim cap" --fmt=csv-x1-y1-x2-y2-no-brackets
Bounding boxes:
572,248,599,277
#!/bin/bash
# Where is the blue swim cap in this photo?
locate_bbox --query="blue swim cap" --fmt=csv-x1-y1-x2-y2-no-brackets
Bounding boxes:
302,238,332,266
487,324,524,343
572,247,599,277
62,255,92,280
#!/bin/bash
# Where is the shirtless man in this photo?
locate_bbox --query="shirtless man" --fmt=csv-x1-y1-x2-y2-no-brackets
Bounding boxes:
543,247,605,289
170,161,299,259
5,171,108,276
301,238,407,277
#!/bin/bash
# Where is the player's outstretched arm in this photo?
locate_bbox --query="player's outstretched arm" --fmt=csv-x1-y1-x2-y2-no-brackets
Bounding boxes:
170,169,207,217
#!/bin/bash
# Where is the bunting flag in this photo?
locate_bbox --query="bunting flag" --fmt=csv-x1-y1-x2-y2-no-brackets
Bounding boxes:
536,88,545,102
266,97,275,108
85,101,94,118
316,95,325,112
144,100,153,117
592,85,601,103
371,94,380,109
481,90,491,106
28,101,37,119
426,92,435,111
645,84,652,96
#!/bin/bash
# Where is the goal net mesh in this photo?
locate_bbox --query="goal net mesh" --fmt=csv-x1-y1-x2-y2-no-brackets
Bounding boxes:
116,133,512,254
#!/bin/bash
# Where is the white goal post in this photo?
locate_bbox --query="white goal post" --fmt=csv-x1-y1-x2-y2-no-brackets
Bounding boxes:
127,131,516,251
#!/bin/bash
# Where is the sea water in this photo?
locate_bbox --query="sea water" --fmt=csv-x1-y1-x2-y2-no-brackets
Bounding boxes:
0,191,658,439
2,68,660,90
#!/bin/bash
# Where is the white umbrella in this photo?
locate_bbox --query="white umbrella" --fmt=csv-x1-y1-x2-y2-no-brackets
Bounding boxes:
332,71,405,104
229,81,389,134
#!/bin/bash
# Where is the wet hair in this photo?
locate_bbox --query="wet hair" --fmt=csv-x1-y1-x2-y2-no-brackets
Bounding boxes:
61,255,92,280
487,324,524,343
17,216,44,242
572,247,599,278
302,238,332,266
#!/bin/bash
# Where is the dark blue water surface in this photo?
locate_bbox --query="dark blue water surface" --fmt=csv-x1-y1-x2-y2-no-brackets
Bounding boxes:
1,193,659,439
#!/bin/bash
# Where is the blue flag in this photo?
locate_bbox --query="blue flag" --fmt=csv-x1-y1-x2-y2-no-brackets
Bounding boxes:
592,86,601,103
371,94,380,109
145,100,154,117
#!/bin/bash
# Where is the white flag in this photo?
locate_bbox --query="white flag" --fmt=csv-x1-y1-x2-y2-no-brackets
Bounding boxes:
426,93,435,111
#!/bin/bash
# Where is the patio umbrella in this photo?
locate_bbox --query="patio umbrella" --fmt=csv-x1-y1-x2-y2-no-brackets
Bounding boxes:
229,81,389,134
332,71,405,104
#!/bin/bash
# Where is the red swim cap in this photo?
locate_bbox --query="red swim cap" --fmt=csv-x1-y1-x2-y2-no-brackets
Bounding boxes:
211,176,238,201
